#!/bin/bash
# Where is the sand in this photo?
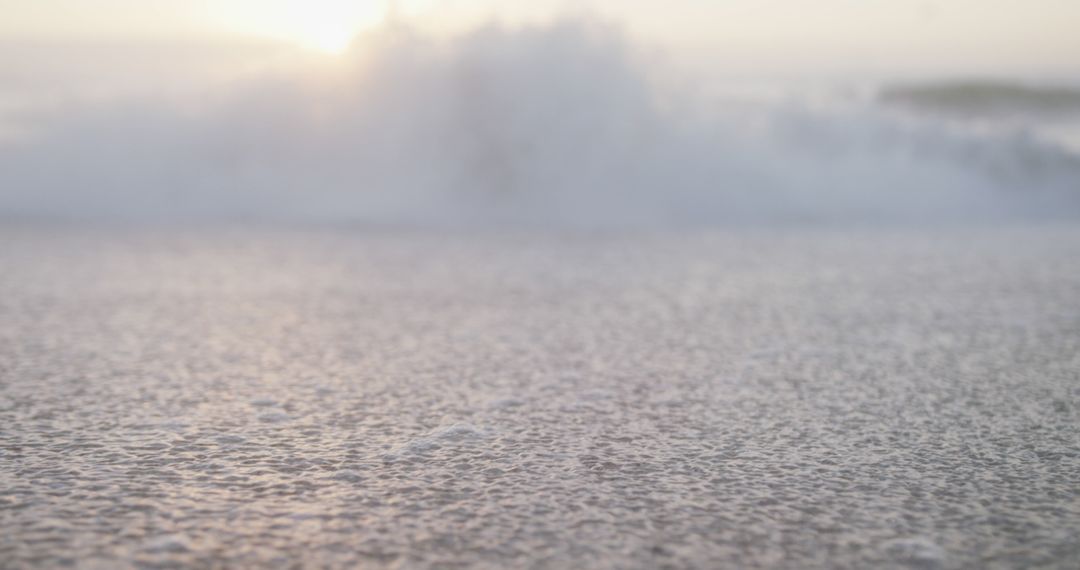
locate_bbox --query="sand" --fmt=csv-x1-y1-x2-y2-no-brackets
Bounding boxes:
1,225,1078,569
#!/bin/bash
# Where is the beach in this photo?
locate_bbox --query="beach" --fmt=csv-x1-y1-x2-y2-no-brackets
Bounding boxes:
2,224,1078,569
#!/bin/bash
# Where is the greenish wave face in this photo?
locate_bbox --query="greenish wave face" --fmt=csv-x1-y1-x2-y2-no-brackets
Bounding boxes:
880,81,1080,117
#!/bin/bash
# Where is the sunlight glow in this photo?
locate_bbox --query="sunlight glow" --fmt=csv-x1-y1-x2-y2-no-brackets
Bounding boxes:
213,0,389,54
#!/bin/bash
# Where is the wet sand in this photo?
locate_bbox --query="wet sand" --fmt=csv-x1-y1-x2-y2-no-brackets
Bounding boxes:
1,225,1079,569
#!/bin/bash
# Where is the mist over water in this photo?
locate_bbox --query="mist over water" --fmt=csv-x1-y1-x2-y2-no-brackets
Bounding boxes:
1,18,1078,226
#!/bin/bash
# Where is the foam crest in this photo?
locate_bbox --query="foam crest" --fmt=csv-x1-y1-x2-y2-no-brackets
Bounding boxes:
0,19,1077,225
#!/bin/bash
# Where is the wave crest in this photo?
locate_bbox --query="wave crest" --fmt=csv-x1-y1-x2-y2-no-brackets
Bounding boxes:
1,20,1078,225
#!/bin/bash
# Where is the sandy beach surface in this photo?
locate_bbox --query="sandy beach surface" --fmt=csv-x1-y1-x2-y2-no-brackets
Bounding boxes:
2,225,1078,569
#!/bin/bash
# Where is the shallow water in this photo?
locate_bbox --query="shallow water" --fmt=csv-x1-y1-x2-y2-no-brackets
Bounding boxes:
2,225,1079,569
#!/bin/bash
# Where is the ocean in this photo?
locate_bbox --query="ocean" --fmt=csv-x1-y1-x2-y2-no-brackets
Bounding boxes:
1,21,1078,227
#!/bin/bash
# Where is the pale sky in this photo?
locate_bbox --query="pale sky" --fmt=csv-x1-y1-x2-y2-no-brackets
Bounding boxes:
0,0,1078,91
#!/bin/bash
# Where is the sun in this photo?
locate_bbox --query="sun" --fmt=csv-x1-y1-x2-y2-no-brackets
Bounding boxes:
213,0,388,54
289,9,368,54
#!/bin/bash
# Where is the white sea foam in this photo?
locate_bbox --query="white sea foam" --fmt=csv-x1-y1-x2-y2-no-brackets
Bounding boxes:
257,412,291,423
487,397,526,410
0,19,1076,226
386,423,489,458
882,537,947,569
142,534,192,554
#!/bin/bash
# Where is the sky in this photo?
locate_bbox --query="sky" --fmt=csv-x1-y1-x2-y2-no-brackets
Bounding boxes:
2,0,1077,128
2,0,1079,77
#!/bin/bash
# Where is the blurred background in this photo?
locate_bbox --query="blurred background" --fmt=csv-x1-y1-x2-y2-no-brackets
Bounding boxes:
1,0,1078,226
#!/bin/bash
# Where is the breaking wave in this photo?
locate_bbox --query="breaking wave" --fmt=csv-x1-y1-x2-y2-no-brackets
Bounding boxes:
880,81,1080,117
1,19,1078,226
